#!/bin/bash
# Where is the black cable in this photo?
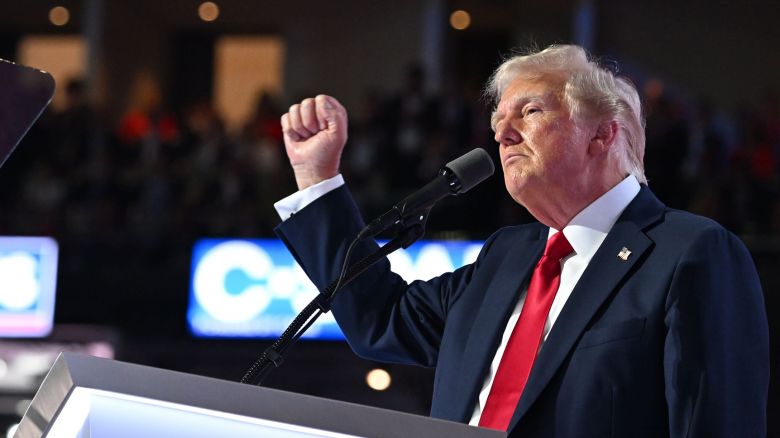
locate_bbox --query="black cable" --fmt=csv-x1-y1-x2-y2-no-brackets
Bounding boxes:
328,238,361,302
240,236,362,385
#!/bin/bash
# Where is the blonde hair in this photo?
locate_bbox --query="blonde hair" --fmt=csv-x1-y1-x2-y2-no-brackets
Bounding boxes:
486,45,647,184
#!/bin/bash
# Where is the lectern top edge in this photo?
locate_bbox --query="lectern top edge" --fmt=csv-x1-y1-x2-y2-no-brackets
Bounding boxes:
17,352,505,438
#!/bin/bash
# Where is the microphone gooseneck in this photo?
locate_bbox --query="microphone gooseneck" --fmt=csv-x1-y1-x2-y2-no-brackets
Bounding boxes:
358,148,495,239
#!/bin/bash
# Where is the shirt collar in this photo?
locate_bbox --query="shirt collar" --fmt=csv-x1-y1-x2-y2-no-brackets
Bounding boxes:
548,175,641,260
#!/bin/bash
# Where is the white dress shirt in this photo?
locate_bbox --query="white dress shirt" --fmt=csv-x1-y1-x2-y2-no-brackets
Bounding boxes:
274,174,641,426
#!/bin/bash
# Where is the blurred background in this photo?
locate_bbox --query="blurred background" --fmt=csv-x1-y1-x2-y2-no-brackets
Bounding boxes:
0,0,778,435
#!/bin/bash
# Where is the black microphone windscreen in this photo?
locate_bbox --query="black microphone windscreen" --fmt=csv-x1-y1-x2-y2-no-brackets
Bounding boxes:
445,148,495,193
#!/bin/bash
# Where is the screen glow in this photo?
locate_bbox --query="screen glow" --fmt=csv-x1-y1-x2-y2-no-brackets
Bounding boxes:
187,238,483,339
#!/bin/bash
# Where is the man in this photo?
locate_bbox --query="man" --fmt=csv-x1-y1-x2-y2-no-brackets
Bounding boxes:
274,45,769,437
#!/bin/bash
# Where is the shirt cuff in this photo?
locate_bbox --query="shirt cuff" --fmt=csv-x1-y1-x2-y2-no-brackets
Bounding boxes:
274,174,345,220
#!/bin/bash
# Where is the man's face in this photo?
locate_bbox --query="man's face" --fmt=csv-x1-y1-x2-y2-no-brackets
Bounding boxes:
492,74,593,208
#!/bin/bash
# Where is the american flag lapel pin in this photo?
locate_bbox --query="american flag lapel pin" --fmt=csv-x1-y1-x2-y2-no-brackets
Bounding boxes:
617,247,631,261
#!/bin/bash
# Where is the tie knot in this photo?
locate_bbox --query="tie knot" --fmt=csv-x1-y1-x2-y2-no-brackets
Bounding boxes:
544,232,573,260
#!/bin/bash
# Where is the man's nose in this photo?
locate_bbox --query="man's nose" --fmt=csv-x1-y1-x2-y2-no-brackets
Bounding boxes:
494,121,521,145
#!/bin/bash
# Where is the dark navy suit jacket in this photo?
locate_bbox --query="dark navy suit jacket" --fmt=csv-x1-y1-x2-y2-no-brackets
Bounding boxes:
276,184,769,437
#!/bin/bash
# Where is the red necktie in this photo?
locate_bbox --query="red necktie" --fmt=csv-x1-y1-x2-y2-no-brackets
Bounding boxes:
478,231,573,431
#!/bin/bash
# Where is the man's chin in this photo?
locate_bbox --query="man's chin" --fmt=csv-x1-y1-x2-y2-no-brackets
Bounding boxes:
504,182,531,208
504,174,532,198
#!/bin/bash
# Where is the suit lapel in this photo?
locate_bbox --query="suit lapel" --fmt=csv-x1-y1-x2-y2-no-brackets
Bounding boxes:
448,226,547,423
508,186,665,431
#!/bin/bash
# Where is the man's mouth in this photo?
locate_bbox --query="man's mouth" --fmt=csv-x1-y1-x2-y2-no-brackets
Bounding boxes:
502,152,527,165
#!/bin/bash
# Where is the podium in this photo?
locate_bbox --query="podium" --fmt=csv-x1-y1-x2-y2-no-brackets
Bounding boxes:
16,352,505,437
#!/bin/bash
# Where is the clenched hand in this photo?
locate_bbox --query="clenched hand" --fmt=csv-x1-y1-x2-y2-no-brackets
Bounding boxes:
281,95,349,190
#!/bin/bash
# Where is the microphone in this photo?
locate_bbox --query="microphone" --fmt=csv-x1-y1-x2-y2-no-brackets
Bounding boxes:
357,148,495,239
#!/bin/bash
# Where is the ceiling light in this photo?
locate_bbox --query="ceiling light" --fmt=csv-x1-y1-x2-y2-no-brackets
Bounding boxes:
198,2,220,22
49,6,70,27
450,10,471,30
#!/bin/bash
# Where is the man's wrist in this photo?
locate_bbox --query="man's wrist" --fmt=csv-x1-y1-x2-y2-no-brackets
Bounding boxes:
275,174,345,220
293,165,340,191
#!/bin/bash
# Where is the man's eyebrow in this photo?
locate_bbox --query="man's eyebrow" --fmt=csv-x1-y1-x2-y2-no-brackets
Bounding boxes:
502,92,551,109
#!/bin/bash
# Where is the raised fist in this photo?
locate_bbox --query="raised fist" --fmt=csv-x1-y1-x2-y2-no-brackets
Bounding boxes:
281,95,348,190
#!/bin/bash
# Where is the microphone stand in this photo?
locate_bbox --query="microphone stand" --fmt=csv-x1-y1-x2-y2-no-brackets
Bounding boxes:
240,210,431,386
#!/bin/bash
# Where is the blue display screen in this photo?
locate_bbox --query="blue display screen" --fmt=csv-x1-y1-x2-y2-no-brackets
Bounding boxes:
0,237,59,337
187,238,483,340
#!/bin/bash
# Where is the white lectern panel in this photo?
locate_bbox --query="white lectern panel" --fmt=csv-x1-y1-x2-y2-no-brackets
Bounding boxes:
48,387,360,438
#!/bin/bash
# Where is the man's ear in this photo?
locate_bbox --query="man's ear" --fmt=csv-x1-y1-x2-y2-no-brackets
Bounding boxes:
588,120,619,156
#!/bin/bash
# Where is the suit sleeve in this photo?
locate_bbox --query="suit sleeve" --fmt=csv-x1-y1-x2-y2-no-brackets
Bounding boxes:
663,226,769,437
275,185,494,367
